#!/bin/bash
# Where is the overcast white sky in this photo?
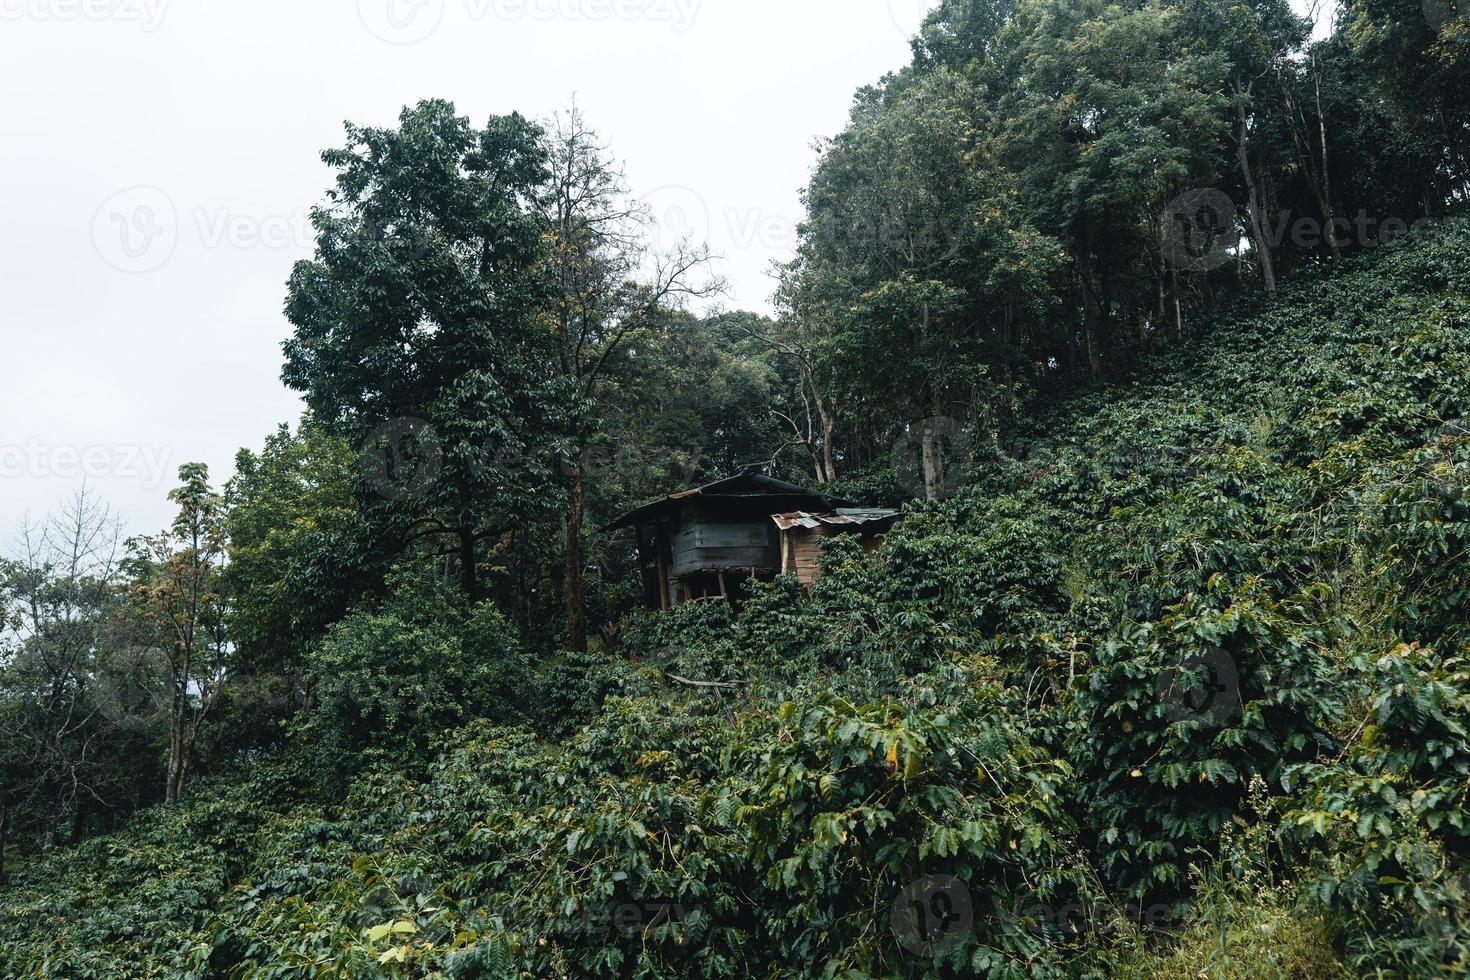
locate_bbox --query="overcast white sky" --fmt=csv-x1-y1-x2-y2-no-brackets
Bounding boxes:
0,0,1332,538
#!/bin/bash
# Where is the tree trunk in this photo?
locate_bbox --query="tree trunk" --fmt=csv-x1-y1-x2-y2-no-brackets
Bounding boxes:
921,419,945,501
917,386,946,501
0,786,9,887
165,700,185,804
1283,71,1340,258
458,528,479,604
1171,263,1184,342
1156,219,1168,324
1237,97,1278,295
68,796,89,845
564,461,588,653
1075,246,1104,379
1314,67,1339,258
794,353,838,483
820,416,837,484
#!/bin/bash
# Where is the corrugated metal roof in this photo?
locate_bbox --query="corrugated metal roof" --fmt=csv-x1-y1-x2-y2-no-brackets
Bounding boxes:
771,510,900,531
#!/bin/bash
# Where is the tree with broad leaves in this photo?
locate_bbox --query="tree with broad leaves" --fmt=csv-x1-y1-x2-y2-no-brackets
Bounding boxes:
785,67,1062,496
283,100,574,605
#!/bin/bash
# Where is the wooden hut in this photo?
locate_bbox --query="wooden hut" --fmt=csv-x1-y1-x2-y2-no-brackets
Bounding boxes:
606,471,896,609
771,510,900,586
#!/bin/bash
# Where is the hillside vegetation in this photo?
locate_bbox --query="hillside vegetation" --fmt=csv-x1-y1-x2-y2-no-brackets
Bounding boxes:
5,0,1470,974
3,222,1468,978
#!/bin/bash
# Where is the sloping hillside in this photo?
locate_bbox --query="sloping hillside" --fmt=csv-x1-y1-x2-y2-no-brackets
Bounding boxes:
3,224,1468,978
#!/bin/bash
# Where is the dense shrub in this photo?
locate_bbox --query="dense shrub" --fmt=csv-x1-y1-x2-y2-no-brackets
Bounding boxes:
303,572,535,787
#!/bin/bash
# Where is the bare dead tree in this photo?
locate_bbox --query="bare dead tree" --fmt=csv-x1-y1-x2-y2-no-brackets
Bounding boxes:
735,321,840,485
0,487,125,865
541,102,725,651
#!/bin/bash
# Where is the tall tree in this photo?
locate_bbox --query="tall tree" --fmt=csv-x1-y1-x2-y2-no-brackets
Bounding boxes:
127,464,230,804
282,100,571,605
786,67,1061,496
223,421,357,682
997,0,1233,370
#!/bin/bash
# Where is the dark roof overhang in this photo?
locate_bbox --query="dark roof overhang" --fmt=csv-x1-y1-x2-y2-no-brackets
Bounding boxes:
604,470,855,531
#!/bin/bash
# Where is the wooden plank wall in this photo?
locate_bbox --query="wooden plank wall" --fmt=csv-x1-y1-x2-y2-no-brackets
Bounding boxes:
784,527,829,586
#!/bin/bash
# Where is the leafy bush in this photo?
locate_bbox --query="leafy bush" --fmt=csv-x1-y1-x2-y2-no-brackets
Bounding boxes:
304,571,535,788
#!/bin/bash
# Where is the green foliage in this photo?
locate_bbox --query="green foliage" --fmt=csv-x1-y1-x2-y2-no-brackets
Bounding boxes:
303,571,534,787
281,99,574,604
224,422,358,677
1284,647,1470,975
730,688,1083,977
1079,578,1339,902
1107,791,1347,979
